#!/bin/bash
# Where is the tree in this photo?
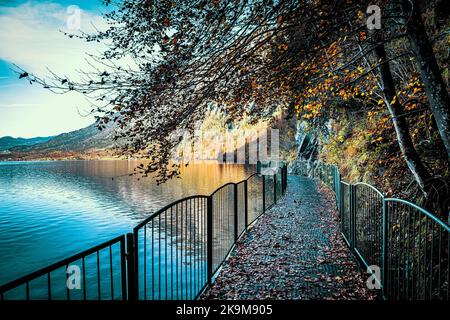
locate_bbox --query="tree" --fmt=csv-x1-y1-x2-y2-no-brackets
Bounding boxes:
401,0,450,158
17,0,448,204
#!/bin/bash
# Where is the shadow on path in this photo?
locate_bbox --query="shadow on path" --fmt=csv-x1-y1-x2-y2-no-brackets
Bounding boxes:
202,175,376,300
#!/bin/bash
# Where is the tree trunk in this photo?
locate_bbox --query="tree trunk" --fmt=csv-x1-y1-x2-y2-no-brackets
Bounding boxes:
402,0,450,158
374,42,433,193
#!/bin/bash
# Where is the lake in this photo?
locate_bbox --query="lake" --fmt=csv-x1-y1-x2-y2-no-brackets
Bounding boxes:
0,160,255,291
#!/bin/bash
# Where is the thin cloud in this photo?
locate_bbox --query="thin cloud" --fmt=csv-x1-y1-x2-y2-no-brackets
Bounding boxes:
0,1,108,137
0,1,108,78
0,103,38,107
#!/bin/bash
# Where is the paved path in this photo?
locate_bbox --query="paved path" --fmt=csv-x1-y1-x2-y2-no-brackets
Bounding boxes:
202,175,376,300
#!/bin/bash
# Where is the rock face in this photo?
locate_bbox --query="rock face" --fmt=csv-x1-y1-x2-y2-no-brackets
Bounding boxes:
290,121,320,176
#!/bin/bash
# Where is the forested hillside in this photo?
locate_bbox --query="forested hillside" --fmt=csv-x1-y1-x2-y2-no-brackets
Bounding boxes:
0,136,53,151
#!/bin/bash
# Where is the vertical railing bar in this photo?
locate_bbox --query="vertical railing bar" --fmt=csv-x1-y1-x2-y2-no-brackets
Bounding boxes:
447,233,449,300
120,237,126,300
207,195,213,285
415,207,420,300
165,206,168,300
184,200,187,300
425,218,430,299
181,200,184,299
397,202,401,299
199,198,202,293
274,172,277,204
406,205,411,300
349,184,354,250
176,203,179,300
244,180,249,230
233,183,239,243
159,212,162,300
222,188,225,262
66,264,70,301
109,245,114,300
133,228,139,300
26,281,30,301
194,197,198,297
400,204,405,298
427,219,432,300
223,188,226,262
96,251,101,300
396,203,400,299
126,233,135,301
262,175,266,212
202,198,206,288
151,220,155,300
189,198,193,299
143,224,147,300
437,227,441,299
411,209,417,299
47,272,52,301
382,198,388,299
170,206,173,301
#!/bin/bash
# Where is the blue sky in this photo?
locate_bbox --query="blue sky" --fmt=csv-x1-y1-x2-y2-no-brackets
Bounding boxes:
0,0,111,138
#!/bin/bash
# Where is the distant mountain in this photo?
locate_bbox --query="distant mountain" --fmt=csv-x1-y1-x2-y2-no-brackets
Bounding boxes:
0,136,54,151
9,122,115,153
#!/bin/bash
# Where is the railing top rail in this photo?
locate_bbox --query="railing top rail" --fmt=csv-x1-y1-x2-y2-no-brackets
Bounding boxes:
340,180,351,186
133,194,209,231
210,182,238,197
384,198,450,232
0,234,125,293
353,182,384,198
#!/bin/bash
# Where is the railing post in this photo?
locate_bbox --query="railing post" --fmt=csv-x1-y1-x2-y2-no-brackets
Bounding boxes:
381,198,388,299
234,183,238,242
256,161,261,174
337,172,342,215
349,184,355,250
273,173,277,204
207,196,213,285
352,184,357,250
280,167,283,194
244,180,248,229
262,175,266,212
126,233,136,300
120,236,127,300
284,165,287,192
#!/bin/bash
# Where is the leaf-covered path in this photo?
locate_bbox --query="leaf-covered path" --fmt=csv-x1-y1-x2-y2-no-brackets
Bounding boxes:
202,175,376,300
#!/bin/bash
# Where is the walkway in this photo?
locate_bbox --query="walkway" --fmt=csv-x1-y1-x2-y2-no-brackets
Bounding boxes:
202,175,376,300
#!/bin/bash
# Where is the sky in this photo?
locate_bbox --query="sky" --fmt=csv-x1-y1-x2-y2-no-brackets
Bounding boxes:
0,0,111,138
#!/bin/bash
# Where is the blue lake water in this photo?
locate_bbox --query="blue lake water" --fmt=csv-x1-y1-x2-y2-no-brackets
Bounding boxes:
0,160,254,293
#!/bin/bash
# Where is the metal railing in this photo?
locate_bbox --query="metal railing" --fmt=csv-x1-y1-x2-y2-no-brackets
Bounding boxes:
0,163,288,300
297,160,450,300
0,235,127,300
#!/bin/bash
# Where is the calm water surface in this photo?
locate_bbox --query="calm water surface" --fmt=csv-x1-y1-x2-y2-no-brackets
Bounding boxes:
0,160,254,285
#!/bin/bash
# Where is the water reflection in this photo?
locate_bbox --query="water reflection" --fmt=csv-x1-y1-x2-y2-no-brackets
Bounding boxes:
0,160,254,286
